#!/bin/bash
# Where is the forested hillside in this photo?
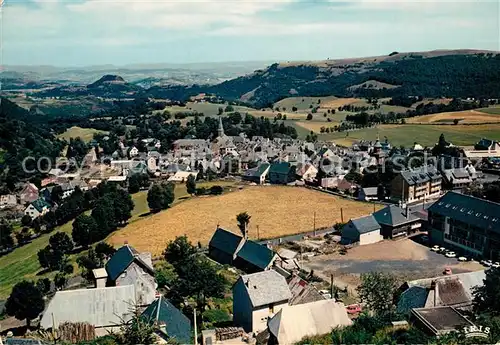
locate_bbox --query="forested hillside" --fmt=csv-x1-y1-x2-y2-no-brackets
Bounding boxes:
201,53,500,108
0,98,65,192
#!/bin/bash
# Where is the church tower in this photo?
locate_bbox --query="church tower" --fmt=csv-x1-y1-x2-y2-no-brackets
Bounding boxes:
218,116,225,137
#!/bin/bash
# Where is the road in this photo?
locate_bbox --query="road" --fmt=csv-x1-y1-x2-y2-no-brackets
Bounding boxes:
258,227,335,246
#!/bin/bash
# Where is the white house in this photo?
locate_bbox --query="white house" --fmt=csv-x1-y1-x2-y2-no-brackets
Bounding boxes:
147,156,158,172
341,215,383,246
129,146,139,158
24,198,51,219
296,163,318,181
233,270,292,333
167,171,198,183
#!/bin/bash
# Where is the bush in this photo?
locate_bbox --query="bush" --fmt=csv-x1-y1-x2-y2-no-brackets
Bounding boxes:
202,309,231,324
210,185,223,195
196,187,207,195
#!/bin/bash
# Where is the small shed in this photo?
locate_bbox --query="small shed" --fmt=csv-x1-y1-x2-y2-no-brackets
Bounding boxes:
341,215,382,245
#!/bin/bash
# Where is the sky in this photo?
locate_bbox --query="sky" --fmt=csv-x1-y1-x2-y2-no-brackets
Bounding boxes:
2,0,499,66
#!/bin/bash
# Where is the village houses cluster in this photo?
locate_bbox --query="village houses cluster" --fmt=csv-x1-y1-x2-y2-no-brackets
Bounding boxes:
2,117,500,344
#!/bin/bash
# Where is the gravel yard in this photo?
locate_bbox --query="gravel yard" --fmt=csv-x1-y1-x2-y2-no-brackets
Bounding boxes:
302,237,484,294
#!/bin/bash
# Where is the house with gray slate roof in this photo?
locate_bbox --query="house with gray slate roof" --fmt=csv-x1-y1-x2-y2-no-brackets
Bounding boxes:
341,215,382,245
208,228,277,273
105,245,157,306
373,205,422,239
233,270,292,333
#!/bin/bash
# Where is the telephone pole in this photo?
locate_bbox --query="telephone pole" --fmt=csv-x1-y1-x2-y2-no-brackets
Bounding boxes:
313,212,316,236
194,307,198,345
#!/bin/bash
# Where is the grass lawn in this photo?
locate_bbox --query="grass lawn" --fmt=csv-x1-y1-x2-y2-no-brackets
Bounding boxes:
0,220,73,299
0,180,237,299
108,186,380,256
274,96,339,112
57,126,107,142
160,102,257,118
477,105,500,115
320,124,500,147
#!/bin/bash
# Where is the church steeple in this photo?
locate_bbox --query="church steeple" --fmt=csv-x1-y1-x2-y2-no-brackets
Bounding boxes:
218,116,225,137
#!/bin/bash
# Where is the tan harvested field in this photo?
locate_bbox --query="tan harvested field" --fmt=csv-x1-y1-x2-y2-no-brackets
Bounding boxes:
407,109,500,124
321,97,360,109
108,186,379,256
295,121,339,133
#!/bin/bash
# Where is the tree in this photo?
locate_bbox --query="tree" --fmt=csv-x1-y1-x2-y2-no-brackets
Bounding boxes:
127,174,141,194
36,278,51,295
186,174,197,195
147,182,175,213
292,106,298,112
54,272,68,290
115,307,156,345
91,195,116,237
128,173,150,194
155,261,178,289
77,248,104,282
210,185,223,195
15,227,31,245
357,272,398,316
95,242,116,259
113,189,134,225
236,212,251,238
172,256,227,310
218,107,223,115
21,214,32,227
51,185,63,204
306,113,313,120
5,280,45,327
163,235,197,270
473,267,500,316
147,184,164,212
0,221,14,249
72,214,97,248
224,105,234,112
49,232,74,254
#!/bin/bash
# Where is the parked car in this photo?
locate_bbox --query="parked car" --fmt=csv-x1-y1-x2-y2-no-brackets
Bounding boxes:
481,260,493,267
431,245,440,252
439,247,447,253
421,235,429,243
346,304,362,314
492,262,500,268
443,267,453,275
445,251,456,258
458,256,467,262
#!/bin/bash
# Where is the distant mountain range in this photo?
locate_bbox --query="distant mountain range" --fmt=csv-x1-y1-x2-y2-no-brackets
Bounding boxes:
0,61,273,87
2,50,500,109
